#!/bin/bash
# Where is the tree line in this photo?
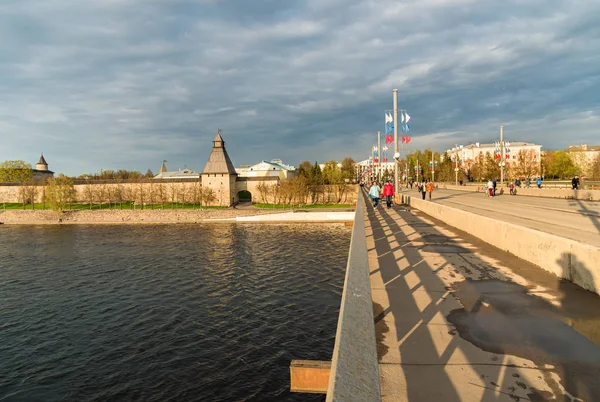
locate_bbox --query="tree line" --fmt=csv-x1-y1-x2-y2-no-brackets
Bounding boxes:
0,175,218,211
376,148,600,183
255,158,356,205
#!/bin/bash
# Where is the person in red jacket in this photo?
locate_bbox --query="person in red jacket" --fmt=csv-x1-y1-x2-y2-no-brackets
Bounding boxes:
382,180,395,209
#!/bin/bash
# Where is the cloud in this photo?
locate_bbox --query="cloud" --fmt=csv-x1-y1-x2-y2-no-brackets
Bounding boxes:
0,0,598,174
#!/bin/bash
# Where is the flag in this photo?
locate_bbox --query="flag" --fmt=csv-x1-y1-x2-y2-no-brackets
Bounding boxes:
406,135,411,144
405,112,410,123
401,134,405,143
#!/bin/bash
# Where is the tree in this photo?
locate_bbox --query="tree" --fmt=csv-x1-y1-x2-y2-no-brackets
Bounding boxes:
46,175,77,211
340,157,356,182
297,161,313,179
0,160,33,183
547,151,576,179
145,169,154,178
201,186,216,207
515,149,539,179
591,154,600,180
484,152,500,180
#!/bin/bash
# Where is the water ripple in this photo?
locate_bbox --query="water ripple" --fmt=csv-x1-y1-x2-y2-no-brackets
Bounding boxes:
0,224,350,401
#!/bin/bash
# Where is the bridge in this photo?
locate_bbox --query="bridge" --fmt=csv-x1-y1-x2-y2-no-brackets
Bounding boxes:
292,186,600,401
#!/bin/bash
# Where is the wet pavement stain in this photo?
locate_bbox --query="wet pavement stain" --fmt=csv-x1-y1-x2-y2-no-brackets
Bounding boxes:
421,244,471,253
447,279,600,401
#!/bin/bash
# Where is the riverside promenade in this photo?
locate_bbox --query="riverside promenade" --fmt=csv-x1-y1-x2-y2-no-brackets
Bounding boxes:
405,187,600,247
364,192,600,401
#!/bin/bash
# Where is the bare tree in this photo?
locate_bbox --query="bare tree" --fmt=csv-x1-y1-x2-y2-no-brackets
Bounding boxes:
156,183,167,209
201,186,216,208
515,149,540,179
83,181,95,209
167,182,177,209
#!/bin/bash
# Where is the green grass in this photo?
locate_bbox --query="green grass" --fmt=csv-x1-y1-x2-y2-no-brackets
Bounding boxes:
0,202,227,211
251,203,352,209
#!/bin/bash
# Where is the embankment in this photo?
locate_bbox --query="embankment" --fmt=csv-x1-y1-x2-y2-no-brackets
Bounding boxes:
0,208,355,225
402,194,600,295
0,209,280,225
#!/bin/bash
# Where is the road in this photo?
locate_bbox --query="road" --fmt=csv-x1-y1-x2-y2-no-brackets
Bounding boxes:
402,188,600,247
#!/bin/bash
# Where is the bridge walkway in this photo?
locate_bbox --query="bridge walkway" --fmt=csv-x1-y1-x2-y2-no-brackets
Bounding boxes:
404,188,600,247
364,193,600,401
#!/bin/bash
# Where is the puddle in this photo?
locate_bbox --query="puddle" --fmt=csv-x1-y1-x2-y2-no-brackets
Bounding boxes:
447,279,600,400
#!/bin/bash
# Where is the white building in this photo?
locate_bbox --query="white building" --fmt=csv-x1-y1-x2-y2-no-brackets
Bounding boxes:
355,159,396,182
445,142,542,163
567,144,600,177
235,159,296,180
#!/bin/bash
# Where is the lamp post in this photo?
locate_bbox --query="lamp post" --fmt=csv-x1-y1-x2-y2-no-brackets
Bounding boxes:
451,145,463,186
393,89,399,196
429,151,438,182
500,126,505,185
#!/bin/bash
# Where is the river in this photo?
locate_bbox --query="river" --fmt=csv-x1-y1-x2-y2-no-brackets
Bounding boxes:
0,224,350,401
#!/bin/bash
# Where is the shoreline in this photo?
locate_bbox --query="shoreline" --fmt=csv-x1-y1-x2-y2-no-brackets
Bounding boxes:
0,208,355,225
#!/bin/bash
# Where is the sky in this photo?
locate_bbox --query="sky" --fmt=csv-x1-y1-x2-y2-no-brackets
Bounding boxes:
1,0,599,176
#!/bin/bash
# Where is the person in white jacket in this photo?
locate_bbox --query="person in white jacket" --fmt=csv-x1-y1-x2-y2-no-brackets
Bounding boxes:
486,179,494,197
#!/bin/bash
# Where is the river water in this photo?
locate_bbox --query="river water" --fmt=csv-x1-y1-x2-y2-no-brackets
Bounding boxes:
0,224,350,401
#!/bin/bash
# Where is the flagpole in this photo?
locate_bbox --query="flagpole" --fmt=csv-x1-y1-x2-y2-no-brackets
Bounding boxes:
377,131,382,182
393,89,399,197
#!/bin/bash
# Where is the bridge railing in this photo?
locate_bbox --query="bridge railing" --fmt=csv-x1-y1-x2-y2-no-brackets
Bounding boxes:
325,189,381,401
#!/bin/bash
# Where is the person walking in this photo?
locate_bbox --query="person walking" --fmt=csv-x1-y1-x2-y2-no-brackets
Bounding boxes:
487,179,494,197
526,177,531,188
536,177,543,189
418,180,426,200
492,178,497,196
509,181,516,195
369,181,381,207
425,180,434,200
382,180,395,209
572,175,580,190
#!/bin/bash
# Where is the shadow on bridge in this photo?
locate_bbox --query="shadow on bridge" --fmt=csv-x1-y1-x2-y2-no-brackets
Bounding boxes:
364,192,600,401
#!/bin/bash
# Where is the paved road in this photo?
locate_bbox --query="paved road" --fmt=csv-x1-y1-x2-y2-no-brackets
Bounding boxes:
365,197,600,401
402,188,600,247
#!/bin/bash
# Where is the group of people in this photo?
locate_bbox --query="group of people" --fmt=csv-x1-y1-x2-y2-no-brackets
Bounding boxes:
485,176,547,197
416,180,435,200
367,180,395,208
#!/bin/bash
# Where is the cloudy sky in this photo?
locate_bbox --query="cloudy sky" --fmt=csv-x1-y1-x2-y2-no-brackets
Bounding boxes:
1,0,599,175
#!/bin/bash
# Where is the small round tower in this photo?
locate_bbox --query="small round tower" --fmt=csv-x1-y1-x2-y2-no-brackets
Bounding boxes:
36,154,49,171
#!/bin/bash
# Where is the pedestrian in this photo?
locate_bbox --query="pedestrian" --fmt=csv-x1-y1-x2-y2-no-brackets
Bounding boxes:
509,182,516,195
526,177,531,188
572,175,580,190
382,180,395,209
492,178,497,196
425,180,434,200
515,178,521,188
369,181,381,207
536,177,542,189
418,180,426,200
487,179,494,197
410,181,413,189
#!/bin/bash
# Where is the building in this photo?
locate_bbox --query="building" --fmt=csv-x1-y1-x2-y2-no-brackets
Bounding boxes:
201,132,239,206
33,154,54,180
153,161,200,180
355,159,396,182
446,142,542,163
236,159,296,179
567,144,600,177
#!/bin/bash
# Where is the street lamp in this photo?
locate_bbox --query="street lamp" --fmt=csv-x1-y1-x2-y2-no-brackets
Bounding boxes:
451,145,463,186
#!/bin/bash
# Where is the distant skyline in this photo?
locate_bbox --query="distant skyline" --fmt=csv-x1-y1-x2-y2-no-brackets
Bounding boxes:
1,0,599,175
